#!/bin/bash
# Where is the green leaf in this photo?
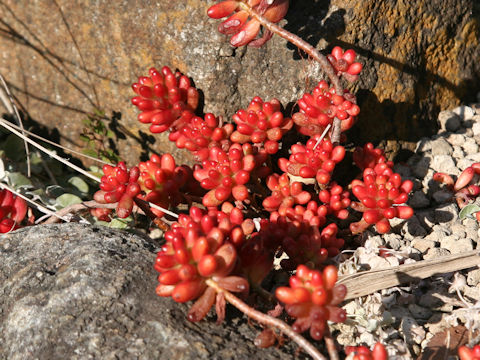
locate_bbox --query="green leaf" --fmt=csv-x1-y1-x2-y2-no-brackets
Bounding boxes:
55,193,83,209
459,204,480,220
82,149,99,158
79,135,91,142
7,172,33,188
95,217,131,229
67,176,89,194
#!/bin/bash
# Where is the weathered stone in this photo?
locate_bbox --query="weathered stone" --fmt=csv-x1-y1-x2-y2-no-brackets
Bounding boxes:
430,155,458,174
0,224,298,359
0,0,479,165
411,238,436,253
438,110,462,132
446,133,466,147
451,105,476,121
430,138,453,156
467,269,480,286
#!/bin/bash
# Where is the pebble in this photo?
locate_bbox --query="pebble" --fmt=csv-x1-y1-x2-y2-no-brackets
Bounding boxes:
441,236,474,254
463,138,479,155
438,110,461,132
408,304,433,320
472,119,480,136
430,155,458,174
411,238,435,253
451,105,475,121
446,133,465,146
423,247,450,260
431,138,453,156
467,269,480,286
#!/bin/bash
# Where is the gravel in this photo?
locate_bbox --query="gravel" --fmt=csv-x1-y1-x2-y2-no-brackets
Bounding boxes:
333,101,480,357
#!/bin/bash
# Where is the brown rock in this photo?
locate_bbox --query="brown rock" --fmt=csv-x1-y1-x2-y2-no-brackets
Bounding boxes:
0,0,478,165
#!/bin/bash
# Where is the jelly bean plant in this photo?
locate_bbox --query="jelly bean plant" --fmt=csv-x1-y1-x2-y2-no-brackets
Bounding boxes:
89,1,420,359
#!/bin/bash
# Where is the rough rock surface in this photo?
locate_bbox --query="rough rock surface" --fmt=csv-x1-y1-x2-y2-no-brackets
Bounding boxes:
0,223,300,359
0,1,479,164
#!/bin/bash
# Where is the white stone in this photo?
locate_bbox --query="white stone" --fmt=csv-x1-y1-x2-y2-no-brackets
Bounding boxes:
431,138,453,156
446,133,466,147
430,155,458,175
438,110,461,132
452,105,475,121
472,122,480,136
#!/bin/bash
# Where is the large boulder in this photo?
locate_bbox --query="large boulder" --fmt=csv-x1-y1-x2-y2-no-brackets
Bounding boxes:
0,223,300,359
0,0,478,163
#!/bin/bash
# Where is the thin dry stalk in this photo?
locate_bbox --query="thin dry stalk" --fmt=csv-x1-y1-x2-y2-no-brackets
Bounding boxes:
0,182,70,223
0,74,31,176
0,117,111,165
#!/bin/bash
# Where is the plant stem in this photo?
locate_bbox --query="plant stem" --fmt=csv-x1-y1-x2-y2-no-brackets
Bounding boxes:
206,278,327,360
237,2,343,96
237,2,343,144
134,197,171,231
324,327,339,360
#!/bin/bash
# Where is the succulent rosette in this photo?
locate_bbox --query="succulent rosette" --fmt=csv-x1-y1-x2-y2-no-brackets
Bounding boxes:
276,264,347,340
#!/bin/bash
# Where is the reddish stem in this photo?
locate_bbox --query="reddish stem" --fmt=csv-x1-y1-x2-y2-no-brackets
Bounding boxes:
324,327,339,360
237,2,343,144
206,278,327,360
133,197,170,231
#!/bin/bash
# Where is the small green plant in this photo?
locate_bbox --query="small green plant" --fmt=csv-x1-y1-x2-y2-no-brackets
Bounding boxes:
80,109,121,164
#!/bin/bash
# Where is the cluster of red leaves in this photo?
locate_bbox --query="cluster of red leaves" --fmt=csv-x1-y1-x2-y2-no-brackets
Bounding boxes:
345,343,388,360
207,0,289,47
459,345,480,360
90,34,416,353
279,137,345,185
276,264,347,340
154,206,251,322
93,154,198,219
433,163,480,209
231,97,293,154
293,80,360,137
0,189,28,233
350,163,414,234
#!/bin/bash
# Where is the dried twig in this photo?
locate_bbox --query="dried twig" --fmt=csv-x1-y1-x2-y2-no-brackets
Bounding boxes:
338,250,480,299
0,74,31,176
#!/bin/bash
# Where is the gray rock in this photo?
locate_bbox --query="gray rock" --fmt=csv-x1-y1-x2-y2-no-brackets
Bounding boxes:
452,145,466,160
467,269,480,286
410,238,436,253
423,247,451,260
431,138,453,156
456,158,476,171
439,235,475,254
452,106,476,122
462,138,479,155
446,134,466,147
444,238,475,254
434,203,459,225
400,216,427,240
0,224,297,360
407,304,433,320
430,155,458,175
438,110,461,132
472,122,480,136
